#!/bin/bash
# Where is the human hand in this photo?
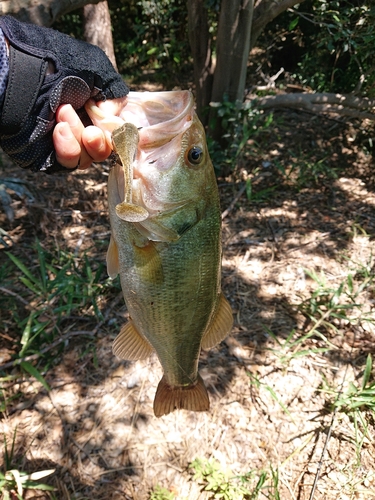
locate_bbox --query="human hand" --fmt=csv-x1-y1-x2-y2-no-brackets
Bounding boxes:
0,16,128,174
53,97,127,170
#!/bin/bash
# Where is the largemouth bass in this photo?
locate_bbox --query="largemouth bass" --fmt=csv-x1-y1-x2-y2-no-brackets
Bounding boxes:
86,91,233,417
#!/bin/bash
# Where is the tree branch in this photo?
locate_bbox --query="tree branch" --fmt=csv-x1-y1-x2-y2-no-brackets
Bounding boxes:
251,0,306,48
0,0,104,27
254,92,375,120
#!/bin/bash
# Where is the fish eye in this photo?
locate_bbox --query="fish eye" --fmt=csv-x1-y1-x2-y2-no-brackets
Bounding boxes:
187,146,203,165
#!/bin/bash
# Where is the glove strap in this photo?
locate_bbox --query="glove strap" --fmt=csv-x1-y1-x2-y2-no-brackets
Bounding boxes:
1,45,48,134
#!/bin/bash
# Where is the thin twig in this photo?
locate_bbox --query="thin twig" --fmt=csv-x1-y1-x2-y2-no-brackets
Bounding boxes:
0,286,29,306
221,183,247,220
0,331,94,372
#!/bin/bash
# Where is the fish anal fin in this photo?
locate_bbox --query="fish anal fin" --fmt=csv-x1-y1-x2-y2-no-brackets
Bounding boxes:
113,320,153,360
116,201,149,222
153,374,209,417
201,293,233,350
106,235,119,279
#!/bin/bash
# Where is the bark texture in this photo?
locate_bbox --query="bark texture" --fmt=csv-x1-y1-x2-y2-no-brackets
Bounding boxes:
0,0,103,26
187,0,214,124
83,1,117,70
209,0,254,140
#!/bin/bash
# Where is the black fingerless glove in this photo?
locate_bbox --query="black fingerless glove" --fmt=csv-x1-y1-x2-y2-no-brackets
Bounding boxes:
0,15,129,174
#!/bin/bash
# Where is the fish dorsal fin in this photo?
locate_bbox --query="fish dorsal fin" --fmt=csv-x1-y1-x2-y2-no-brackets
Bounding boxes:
201,293,233,349
153,374,209,417
113,320,154,360
106,235,120,279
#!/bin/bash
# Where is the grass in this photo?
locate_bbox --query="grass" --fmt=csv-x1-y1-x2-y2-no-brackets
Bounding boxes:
329,353,375,462
150,484,176,500
190,458,280,500
0,238,120,415
1,239,117,372
0,430,56,500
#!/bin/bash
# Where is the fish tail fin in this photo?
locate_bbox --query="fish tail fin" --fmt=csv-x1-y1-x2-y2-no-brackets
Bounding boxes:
153,374,209,417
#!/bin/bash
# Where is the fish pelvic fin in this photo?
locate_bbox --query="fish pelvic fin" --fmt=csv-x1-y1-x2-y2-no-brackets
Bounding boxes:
113,320,153,360
201,293,233,349
106,235,120,279
153,374,209,417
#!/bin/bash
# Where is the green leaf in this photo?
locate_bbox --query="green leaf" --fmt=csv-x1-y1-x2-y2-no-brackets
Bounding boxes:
147,47,158,55
22,481,55,491
362,354,372,389
36,240,47,293
19,277,41,295
19,315,33,357
20,362,50,392
289,17,299,30
6,252,41,290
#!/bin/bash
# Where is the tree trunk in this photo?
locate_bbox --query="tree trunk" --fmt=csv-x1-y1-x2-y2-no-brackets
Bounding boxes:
209,0,254,141
83,1,117,70
187,0,214,125
0,0,103,26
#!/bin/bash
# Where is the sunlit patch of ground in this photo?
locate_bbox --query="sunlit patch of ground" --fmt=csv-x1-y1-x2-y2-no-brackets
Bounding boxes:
1,110,375,499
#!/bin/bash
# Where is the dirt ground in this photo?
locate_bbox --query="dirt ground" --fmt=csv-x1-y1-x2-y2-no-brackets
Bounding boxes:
0,104,375,500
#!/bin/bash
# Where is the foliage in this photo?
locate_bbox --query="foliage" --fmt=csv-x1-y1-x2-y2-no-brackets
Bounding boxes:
298,260,375,335
320,354,375,462
2,239,117,372
149,484,176,500
0,430,56,499
55,0,191,82
208,97,274,176
265,1,375,95
335,354,375,413
190,458,279,500
53,0,375,99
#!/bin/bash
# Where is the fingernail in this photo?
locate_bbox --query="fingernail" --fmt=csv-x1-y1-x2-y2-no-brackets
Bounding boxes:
88,133,105,150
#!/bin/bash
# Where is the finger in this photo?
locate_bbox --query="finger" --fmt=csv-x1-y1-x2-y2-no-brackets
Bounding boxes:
56,104,96,169
53,122,81,169
56,104,85,143
82,126,112,164
97,96,128,116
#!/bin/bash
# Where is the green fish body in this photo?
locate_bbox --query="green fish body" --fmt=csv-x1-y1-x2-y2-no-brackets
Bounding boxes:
87,91,233,416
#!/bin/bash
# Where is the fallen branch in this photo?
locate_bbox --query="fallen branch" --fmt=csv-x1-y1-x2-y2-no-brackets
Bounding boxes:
254,92,375,120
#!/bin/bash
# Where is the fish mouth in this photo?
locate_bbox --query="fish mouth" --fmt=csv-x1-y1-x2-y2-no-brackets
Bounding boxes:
119,90,194,148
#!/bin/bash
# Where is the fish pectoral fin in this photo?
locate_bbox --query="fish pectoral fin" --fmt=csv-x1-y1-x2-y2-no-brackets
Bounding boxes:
112,320,154,360
201,293,233,349
133,241,164,284
135,201,201,242
116,201,149,222
106,235,119,279
153,374,209,417
137,217,181,243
